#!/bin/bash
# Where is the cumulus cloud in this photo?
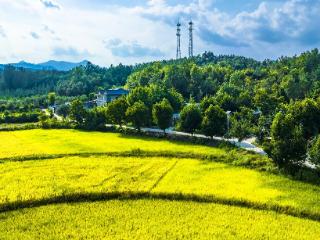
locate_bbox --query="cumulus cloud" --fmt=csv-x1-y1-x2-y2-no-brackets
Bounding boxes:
135,0,320,48
231,0,320,45
43,25,55,34
0,0,320,65
199,28,249,47
53,46,91,58
40,0,60,9
30,32,40,39
0,26,6,38
105,38,164,58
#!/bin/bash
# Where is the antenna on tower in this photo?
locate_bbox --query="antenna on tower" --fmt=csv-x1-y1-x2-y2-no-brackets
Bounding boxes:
189,20,193,58
176,22,181,59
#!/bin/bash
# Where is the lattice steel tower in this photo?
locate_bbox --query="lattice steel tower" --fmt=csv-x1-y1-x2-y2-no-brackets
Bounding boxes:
176,22,181,59
189,20,194,58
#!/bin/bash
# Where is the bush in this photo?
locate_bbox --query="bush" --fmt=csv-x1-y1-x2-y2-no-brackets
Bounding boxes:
40,118,73,129
0,112,40,124
83,107,106,130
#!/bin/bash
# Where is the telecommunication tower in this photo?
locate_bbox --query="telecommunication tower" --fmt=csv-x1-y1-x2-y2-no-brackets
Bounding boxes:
188,21,193,58
176,22,181,59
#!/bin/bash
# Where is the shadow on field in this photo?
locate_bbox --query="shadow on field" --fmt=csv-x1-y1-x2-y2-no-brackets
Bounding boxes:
1,192,320,222
0,148,272,172
117,132,228,149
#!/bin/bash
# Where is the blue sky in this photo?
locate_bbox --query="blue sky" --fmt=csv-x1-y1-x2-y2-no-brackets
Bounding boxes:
0,0,319,66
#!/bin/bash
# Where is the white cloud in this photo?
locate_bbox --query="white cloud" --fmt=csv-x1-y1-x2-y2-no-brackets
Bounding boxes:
105,38,164,58
0,0,319,65
40,0,60,10
30,32,40,39
0,25,6,38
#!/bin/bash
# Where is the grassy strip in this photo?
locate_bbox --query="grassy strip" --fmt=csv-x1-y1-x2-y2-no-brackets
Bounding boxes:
0,123,40,131
1,191,319,222
0,149,275,172
0,150,221,162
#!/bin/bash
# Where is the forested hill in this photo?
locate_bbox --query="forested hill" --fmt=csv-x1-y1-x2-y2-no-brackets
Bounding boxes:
1,49,320,102
0,60,89,71
0,51,267,97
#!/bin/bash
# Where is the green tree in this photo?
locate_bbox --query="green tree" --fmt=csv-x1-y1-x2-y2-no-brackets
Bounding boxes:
166,88,184,112
201,105,227,138
229,117,252,141
152,99,173,133
229,107,255,141
48,92,56,106
179,103,202,135
253,88,279,115
270,112,307,168
56,104,70,118
200,96,217,113
127,86,152,107
38,111,49,126
69,99,87,126
287,98,320,139
84,107,106,130
309,136,320,167
105,97,128,128
163,64,191,98
126,101,149,131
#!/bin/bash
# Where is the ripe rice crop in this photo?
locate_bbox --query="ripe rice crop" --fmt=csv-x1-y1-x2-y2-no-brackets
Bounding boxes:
0,156,319,219
0,129,319,239
0,129,225,159
1,200,320,240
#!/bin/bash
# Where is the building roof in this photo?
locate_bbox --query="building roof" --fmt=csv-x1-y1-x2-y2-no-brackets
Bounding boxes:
105,88,129,96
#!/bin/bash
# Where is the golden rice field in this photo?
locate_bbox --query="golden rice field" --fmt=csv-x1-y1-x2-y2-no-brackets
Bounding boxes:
0,129,319,239
0,156,320,216
1,200,320,240
0,129,224,159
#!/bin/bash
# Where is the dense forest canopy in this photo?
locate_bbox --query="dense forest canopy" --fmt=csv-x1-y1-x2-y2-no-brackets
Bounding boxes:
0,63,132,97
0,49,319,110
0,51,268,97
1,50,320,115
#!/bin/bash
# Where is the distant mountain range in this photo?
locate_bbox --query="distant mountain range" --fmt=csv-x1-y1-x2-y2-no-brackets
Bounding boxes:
0,60,89,71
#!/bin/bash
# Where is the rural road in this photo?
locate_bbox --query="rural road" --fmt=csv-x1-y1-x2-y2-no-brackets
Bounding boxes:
106,124,267,155
45,112,317,169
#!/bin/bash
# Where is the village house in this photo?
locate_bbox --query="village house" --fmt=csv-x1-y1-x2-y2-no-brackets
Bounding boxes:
96,88,129,106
